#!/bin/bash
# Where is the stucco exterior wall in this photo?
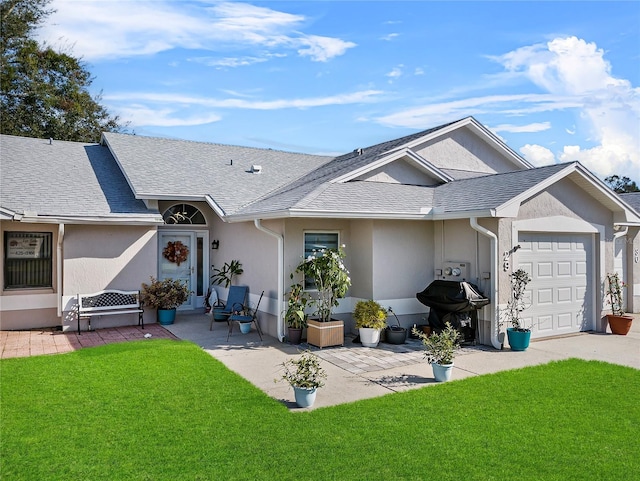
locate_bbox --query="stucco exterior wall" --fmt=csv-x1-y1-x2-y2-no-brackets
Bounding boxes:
414,128,519,175
61,224,158,331
357,159,440,186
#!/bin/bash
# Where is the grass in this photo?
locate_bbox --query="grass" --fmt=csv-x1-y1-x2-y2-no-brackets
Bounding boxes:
1,340,639,481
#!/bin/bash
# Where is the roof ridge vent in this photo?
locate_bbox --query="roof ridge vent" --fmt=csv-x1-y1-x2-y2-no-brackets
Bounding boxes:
251,164,262,174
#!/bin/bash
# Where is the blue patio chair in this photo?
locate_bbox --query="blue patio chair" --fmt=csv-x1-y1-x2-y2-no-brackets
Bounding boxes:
227,290,264,341
209,285,248,330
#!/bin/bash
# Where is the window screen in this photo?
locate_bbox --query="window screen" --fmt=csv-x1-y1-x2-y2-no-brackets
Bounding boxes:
303,232,339,289
4,232,53,289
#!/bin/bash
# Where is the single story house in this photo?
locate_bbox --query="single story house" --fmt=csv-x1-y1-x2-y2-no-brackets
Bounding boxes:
2,116,639,348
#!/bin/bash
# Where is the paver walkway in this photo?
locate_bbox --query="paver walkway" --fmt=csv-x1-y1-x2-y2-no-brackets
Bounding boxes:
0,323,178,359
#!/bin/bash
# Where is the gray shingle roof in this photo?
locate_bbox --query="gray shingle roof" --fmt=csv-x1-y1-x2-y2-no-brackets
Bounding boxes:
102,132,332,215
235,163,573,219
620,192,640,214
432,162,571,213
0,134,156,219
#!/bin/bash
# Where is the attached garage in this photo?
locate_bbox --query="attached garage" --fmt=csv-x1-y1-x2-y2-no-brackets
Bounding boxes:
517,232,594,338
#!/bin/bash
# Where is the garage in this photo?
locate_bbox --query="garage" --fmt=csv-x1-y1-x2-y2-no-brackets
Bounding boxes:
516,233,594,338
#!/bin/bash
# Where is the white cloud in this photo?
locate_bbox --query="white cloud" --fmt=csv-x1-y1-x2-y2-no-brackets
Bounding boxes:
109,90,385,126
39,0,355,62
520,144,555,167
386,65,404,83
297,35,357,62
493,122,551,133
376,36,639,178
118,105,222,127
380,33,399,41
414,67,424,76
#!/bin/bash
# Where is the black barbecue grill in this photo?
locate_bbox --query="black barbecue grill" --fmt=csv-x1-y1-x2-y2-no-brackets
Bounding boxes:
416,280,490,344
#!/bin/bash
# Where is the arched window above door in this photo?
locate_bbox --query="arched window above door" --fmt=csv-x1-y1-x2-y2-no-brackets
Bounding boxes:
162,204,206,225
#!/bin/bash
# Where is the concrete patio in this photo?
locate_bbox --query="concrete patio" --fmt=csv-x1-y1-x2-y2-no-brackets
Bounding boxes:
164,311,640,410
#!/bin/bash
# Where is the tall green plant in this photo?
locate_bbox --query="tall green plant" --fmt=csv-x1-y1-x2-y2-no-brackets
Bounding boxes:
295,246,350,322
504,268,532,331
284,277,311,328
211,260,243,287
606,272,626,316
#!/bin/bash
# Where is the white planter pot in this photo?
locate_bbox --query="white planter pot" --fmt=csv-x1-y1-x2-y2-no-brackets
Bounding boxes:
293,386,317,408
432,362,454,382
359,327,381,348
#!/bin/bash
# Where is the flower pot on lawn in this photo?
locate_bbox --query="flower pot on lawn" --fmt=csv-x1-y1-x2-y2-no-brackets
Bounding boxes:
607,314,633,335
507,328,531,351
157,308,176,325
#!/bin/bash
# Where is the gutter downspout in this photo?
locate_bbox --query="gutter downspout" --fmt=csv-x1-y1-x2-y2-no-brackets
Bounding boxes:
254,219,284,342
613,226,629,312
470,218,503,350
57,224,65,317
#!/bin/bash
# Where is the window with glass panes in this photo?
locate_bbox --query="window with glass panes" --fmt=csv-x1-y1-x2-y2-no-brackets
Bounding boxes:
303,232,339,290
4,232,53,289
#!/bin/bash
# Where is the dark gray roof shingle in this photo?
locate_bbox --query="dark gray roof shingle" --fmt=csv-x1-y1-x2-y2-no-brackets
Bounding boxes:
0,134,156,219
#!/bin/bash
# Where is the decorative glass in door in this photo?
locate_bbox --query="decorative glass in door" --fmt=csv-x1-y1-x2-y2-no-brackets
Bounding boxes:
159,232,194,309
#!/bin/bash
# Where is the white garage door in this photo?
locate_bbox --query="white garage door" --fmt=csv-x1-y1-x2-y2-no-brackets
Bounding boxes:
517,233,594,338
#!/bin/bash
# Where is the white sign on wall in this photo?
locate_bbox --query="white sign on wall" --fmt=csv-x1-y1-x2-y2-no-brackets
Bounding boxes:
6,235,43,259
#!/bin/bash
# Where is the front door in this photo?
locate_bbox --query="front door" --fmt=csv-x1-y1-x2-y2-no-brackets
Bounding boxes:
158,231,199,310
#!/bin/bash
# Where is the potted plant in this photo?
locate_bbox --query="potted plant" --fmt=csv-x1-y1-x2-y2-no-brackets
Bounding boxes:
276,351,327,408
354,300,387,347
140,277,190,325
284,277,311,344
605,272,633,335
503,268,532,351
384,306,407,345
412,321,460,382
210,260,243,320
295,245,351,348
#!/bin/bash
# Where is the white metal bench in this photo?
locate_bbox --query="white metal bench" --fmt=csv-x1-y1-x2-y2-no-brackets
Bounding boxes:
77,290,144,334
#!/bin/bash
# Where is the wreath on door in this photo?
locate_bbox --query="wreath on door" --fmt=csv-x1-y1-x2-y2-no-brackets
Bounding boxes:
163,240,189,266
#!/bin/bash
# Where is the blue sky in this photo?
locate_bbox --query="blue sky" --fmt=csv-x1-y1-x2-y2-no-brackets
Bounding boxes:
38,1,639,179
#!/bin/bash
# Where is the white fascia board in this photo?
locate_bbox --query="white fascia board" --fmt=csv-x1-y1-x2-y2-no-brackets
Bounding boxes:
0,207,17,220
204,194,227,219
15,214,164,225
404,117,533,170
330,148,452,184
430,209,497,220
226,209,433,222
227,207,498,222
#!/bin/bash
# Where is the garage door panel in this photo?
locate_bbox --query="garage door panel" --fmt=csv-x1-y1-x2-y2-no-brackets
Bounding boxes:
537,262,553,278
517,232,593,339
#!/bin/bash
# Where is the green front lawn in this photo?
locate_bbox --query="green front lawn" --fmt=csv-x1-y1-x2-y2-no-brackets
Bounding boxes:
1,340,638,480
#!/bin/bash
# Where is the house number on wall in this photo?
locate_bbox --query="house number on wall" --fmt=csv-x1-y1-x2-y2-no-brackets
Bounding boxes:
635,248,639,264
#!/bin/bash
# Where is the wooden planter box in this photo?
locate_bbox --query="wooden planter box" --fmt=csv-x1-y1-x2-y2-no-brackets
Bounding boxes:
307,319,344,348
